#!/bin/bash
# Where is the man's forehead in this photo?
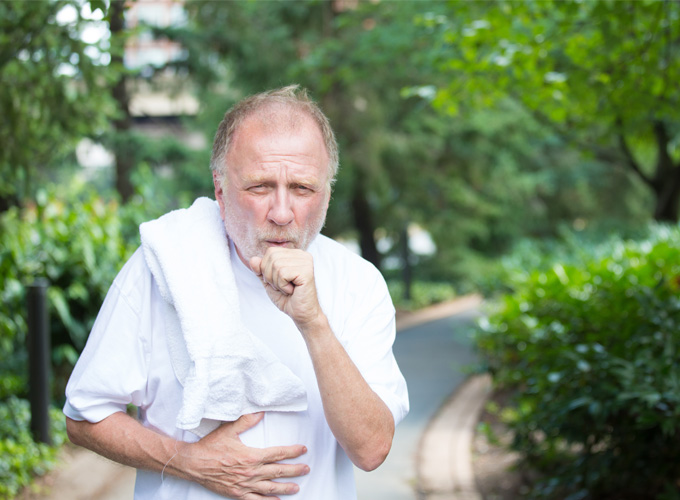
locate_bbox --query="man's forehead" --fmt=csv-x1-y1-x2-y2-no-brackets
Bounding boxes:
227,111,328,174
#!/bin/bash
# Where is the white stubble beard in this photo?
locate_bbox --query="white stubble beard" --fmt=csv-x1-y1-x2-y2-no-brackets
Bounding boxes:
221,192,328,264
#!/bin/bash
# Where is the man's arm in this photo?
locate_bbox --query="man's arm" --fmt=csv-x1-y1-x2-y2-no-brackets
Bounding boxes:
66,411,309,499
300,315,395,471
250,249,395,471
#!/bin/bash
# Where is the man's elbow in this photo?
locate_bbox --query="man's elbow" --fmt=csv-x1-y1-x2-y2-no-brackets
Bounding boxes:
65,417,87,447
354,436,392,472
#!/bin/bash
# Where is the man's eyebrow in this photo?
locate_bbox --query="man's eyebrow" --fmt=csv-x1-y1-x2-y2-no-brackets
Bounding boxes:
242,175,270,185
290,177,322,187
243,174,322,187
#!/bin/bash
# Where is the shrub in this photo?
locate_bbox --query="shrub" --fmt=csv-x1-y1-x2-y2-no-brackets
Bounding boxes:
0,182,137,498
387,280,457,311
475,225,680,499
0,398,67,500
1,184,135,392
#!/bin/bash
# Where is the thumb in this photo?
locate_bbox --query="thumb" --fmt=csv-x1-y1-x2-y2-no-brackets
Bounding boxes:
231,412,264,436
249,256,263,275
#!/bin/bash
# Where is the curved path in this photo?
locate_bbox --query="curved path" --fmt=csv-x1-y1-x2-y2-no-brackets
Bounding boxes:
356,296,482,499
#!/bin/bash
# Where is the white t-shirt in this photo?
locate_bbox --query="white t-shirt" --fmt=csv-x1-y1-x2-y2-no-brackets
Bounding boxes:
64,234,409,500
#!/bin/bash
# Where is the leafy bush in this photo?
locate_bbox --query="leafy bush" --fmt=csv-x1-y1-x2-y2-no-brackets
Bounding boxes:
474,221,653,298
0,398,67,500
0,182,137,498
387,280,456,311
0,183,135,388
475,225,680,499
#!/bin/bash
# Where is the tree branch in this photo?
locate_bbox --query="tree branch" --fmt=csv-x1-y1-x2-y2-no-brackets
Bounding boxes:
508,93,656,187
653,120,674,174
615,117,655,188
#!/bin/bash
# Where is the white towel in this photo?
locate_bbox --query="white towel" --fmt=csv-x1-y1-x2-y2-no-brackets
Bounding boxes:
139,197,307,437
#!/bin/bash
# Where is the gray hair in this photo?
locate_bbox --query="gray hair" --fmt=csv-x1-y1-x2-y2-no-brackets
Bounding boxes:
210,85,339,188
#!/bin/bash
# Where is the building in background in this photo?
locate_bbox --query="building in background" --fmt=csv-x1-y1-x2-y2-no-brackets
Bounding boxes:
78,0,202,171
124,0,199,126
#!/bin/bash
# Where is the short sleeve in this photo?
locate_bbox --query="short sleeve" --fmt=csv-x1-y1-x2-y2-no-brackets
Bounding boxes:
341,266,409,426
64,249,152,423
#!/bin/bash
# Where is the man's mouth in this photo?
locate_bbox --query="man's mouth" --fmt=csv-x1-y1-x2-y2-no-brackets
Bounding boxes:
265,240,292,247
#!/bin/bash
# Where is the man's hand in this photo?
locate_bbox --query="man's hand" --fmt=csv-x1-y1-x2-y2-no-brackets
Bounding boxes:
66,412,309,500
249,248,395,471
176,413,309,499
250,248,324,332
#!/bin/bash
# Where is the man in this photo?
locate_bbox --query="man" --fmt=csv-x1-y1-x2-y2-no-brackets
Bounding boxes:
64,86,409,499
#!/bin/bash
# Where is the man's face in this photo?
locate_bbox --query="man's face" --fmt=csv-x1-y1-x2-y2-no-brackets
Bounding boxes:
214,113,331,267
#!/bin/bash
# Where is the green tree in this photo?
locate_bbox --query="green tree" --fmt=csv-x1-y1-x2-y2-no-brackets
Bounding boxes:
151,0,647,279
108,0,135,203
427,0,680,221
0,0,116,211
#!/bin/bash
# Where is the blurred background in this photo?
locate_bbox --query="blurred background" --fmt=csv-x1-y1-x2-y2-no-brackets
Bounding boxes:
1,1,679,499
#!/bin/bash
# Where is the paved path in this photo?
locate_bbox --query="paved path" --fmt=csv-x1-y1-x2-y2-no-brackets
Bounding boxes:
30,297,482,500
355,302,481,500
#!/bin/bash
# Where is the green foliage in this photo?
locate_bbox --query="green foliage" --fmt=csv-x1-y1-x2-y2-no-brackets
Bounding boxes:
474,220,653,296
475,225,680,498
387,280,456,311
0,0,117,208
0,398,68,500
153,1,655,283
0,180,141,498
426,0,680,221
433,0,679,137
0,180,135,400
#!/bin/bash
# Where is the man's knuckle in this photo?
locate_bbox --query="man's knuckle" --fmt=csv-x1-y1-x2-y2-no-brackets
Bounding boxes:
237,466,254,479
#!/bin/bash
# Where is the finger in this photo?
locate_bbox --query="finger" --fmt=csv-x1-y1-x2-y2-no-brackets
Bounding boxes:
249,256,263,275
259,262,294,296
230,412,265,436
240,490,284,500
251,479,301,497
262,255,297,295
259,444,308,463
272,270,295,295
257,461,310,480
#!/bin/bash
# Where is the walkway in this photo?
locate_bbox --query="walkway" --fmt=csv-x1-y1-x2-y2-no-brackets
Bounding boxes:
356,296,482,499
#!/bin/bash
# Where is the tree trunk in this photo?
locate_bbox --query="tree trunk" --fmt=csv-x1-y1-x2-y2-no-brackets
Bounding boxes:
652,175,680,223
351,180,381,270
650,121,680,223
109,0,134,203
617,120,680,223
400,227,412,301
0,193,18,213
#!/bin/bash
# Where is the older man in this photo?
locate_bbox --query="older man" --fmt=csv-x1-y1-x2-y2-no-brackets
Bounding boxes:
64,86,408,499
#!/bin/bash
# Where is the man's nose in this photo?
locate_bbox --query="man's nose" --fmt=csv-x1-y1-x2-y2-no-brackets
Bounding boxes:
267,188,294,226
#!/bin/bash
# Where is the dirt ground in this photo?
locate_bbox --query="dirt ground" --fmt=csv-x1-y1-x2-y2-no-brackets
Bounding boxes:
471,390,528,500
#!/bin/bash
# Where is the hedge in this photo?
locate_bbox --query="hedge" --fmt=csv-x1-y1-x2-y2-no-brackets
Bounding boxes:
475,225,680,499
0,183,136,498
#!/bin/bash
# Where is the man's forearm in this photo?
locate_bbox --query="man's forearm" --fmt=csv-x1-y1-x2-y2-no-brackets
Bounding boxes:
66,412,309,497
300,314,395,471
66,412,181,475
250,248,396,471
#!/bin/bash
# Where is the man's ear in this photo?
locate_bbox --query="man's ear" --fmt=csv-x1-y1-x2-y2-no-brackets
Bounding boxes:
213,171,227,220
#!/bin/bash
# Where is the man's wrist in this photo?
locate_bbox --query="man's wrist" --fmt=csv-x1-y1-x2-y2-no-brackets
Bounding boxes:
165,440,197,482
296,310,332,342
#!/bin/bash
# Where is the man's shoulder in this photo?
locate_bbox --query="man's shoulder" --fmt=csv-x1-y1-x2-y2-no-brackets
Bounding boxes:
311,234,384,283
312,234,376,265
112,247,153,300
